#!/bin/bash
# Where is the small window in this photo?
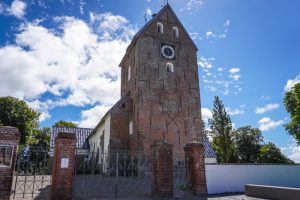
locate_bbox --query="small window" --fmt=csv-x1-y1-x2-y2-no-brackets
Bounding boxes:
128,65,131,80
0,145,13,168
173,27,179,37
157,23,163,34
166,62,174,72
129,121,133,135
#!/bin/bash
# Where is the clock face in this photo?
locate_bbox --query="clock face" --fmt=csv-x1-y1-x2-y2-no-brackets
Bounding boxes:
161,45,175,59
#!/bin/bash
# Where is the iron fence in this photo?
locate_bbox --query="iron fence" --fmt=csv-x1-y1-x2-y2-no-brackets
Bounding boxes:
11,147,51,199
72,149,191,199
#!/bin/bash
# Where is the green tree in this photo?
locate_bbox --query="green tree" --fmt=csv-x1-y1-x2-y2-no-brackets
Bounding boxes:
284,82,300,144
233,126,263,163
27,127,51,150
0,96,40,145
209,96,235,163
259,142,295,164
54,120,77,127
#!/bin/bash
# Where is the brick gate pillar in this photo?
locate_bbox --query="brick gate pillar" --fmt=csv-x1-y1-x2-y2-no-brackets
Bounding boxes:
151,140,173,197
51,132,76,200
0,127,20,200
184,142,207,196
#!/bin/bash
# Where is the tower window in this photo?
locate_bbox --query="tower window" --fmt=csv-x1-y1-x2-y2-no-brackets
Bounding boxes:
129,121,133,135
157,23,164,34
166,62,174,72
128,65,131,80
172,27,179,37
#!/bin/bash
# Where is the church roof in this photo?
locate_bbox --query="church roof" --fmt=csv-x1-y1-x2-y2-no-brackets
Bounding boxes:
119,3,198,67
203,135,217,158
50,126,93,149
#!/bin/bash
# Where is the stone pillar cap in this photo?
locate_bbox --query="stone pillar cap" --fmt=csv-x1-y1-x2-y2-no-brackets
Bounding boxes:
56,132,76,139
0,126,21,137
184,141,203,148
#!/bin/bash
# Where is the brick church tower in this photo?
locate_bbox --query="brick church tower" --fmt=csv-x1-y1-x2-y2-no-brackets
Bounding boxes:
119,4,203,155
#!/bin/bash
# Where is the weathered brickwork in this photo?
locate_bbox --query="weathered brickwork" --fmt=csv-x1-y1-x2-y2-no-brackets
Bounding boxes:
119,5,203,156
51,132,76,200
0,127,20,200
184,142,207,196
151,141,173,197
109,93,133,151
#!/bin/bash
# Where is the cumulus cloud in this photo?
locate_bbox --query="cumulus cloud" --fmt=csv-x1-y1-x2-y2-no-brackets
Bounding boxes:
145,8,152,16
258,117,284,132
180,0,204,12
201,107,212,122
199,19,230,41
79,105,111,128
284,74,300,92
281,141,300,163
0,12,137,125
226,106,244,116
198,56,214,69
7,0,26,18
229,68,240,74
255,103,279,114
224,19,230,27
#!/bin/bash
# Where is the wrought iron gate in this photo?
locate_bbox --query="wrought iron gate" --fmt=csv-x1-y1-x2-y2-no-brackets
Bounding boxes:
72,150,190,199
11,148,51,199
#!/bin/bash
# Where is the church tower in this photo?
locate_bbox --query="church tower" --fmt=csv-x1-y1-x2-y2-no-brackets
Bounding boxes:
119,4,203,155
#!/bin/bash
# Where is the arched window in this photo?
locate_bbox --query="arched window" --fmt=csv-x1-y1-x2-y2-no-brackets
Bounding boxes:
166,62,174,72
129,121,133,135
172,27,179,37
128,65,131,80
157,23,164,34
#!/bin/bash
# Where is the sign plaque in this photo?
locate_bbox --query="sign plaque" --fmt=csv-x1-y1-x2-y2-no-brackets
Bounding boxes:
61,158,69,168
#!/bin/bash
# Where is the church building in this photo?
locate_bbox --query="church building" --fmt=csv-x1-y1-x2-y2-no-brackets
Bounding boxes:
88,4,216,162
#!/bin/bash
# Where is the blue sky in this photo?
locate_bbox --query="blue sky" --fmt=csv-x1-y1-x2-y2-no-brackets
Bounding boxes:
0,0,299,162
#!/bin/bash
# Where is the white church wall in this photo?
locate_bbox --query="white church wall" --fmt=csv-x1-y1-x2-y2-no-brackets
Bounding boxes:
205,157,217,164
206,164,300,194
88,114,111,156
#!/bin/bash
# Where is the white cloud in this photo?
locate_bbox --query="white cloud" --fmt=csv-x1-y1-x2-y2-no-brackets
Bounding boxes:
255,103,279,114
145,8,152,16
181,0,204,12
0,0,26,18
258,117,284,132
78,105,111,128
200,19,230,41
198,56,214,69
229,68,240,74
281,141,300,163
284,74,300,92
224,19,230,27
8,0,26,18
201,107,212,122
217,67,223,72
79,0,85,15
189,32,199,40
229,74,241,81
226,107,244,116
0,13,137,124
261,95,271,100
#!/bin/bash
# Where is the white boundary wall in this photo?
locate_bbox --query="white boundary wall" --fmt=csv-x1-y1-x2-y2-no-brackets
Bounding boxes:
206,164,300,194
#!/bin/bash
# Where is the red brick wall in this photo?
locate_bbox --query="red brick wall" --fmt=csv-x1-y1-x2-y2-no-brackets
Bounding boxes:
0,127,20,200
120,7,203,156
151,141,173,197
109,93,133,151
184,142,207,195
51,132,76,200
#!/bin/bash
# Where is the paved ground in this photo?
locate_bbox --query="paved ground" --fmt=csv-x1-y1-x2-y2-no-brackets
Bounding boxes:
208,194,265,200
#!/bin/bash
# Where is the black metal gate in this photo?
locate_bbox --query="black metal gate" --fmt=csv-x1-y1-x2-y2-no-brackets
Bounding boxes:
73,150,152,199
72,150,190,199
11,148,51,199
